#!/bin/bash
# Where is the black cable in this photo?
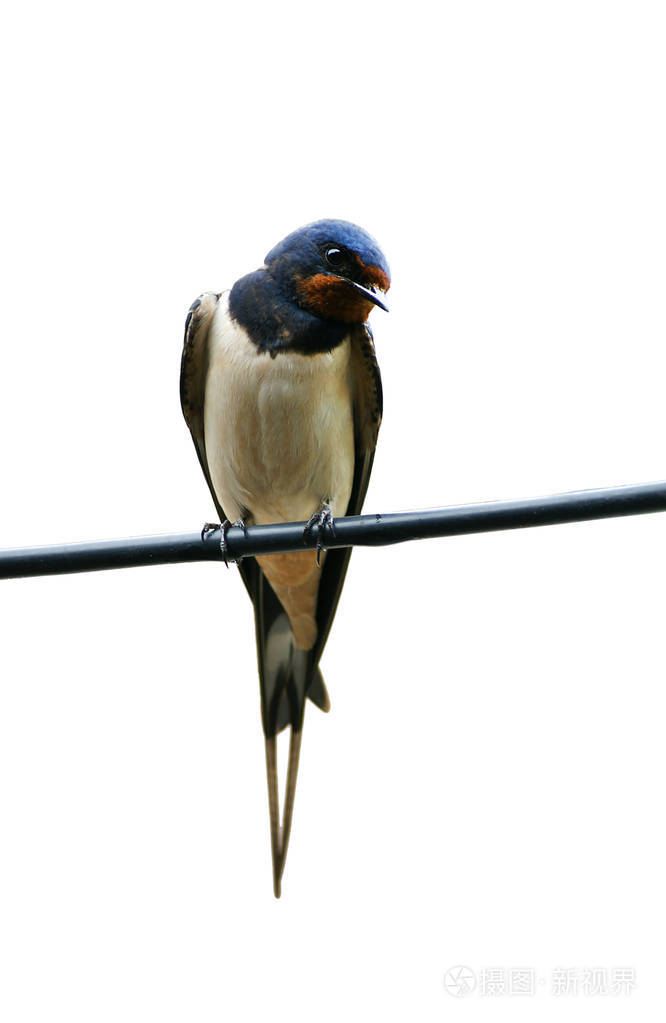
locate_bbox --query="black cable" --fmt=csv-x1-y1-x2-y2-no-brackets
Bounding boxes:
1,480,665,580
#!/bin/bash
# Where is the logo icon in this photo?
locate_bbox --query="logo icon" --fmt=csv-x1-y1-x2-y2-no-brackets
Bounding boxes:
444,965,477,997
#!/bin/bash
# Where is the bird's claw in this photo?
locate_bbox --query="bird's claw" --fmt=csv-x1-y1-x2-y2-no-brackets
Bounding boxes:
200,521,220,542
220,518,247,566
304,504,335,566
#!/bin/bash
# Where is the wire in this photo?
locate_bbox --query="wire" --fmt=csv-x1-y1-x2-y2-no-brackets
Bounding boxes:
1,480,665,581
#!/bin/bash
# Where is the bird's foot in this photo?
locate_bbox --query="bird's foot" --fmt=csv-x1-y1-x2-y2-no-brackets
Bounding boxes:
220,518,247,566
304,503,336,567
200,521,220,542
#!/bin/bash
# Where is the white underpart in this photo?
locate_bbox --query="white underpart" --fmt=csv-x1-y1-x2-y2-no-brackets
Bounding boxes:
203,293,355,528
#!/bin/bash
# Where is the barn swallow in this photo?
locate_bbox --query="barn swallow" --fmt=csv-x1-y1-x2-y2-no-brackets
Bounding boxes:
180,219,389,896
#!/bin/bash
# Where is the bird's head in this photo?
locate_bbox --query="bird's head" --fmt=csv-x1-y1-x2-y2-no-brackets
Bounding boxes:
264,219,390,325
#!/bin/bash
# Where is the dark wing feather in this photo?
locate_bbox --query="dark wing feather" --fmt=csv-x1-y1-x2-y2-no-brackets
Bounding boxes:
309,322,382,669
180,292,225,519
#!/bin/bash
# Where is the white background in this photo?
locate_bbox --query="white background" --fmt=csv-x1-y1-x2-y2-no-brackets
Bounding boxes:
1,2,664,1020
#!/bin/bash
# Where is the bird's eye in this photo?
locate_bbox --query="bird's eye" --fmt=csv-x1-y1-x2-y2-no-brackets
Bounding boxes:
325,247,346,267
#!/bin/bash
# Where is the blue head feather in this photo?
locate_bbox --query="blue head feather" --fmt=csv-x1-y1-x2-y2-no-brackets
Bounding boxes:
265,219,390,282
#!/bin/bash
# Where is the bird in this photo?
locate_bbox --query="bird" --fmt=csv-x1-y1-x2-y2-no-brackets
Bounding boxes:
180,219,389,896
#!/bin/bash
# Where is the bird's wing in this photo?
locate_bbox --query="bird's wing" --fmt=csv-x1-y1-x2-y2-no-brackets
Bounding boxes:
180,292,225,520
310,321,383,668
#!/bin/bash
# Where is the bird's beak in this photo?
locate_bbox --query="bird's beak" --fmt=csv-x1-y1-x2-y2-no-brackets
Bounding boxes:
330,275,389,312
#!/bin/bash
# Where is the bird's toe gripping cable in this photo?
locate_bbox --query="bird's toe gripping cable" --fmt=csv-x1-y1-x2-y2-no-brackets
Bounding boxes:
219,519,247,566
201,520,247,566
303,503,336,566
200,521,220,541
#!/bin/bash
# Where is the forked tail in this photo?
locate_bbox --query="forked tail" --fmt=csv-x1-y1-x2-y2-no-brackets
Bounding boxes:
238,557,329,896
